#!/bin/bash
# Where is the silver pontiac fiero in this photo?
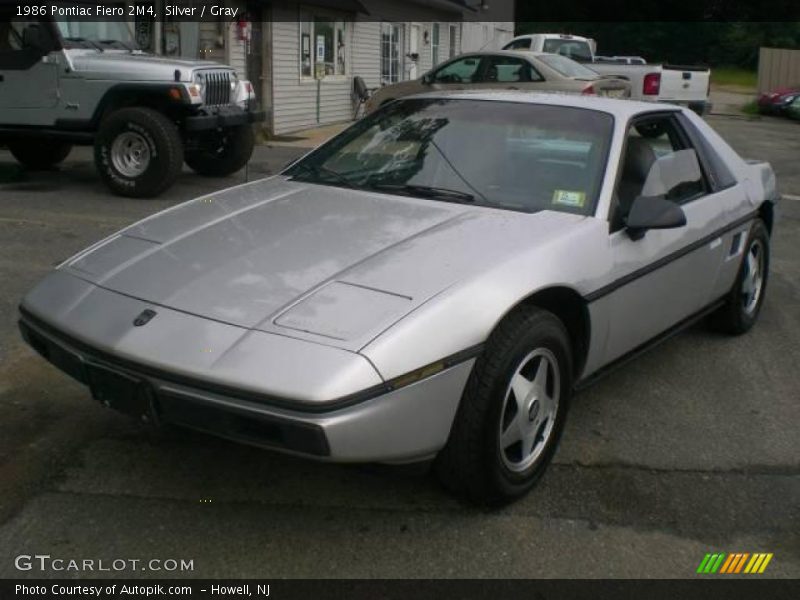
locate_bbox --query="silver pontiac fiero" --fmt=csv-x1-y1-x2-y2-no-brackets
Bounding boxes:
19,92,779,504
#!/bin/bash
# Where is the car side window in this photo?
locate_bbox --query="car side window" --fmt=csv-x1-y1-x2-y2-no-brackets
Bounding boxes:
611,115,708,231
432,56,483,84
483,56,543,83
676,113,738,191
504,39,532,50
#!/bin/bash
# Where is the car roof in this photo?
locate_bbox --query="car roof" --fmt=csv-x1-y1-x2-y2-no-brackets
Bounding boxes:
457,49,569,60
399,89,682,119
508,33,591,40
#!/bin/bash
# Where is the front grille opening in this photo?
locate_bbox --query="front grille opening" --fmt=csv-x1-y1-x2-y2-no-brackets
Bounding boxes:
19,321,87,384
235,417,285,446
25,326,50,359
200,71,232,106
158,392,330,456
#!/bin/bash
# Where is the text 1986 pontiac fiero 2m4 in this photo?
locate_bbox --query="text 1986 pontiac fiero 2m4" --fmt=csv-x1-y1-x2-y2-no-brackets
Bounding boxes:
19,92,778,504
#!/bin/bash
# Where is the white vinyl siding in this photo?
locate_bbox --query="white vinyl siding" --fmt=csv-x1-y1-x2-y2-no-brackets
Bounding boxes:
352,20,381,90
266,0,485,135
270,8,355,135
226,23,246,75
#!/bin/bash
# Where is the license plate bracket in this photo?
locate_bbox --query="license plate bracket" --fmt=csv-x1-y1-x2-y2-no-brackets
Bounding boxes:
86,363,153,421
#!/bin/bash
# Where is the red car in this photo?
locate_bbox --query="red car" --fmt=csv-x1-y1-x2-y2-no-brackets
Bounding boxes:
757,86,800,115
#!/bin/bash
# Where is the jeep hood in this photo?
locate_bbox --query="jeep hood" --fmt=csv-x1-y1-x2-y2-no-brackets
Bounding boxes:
69,51,233,81
57,177,584,350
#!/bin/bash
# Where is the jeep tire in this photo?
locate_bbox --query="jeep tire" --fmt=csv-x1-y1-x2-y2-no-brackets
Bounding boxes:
94,107,183,198
184,125,255,177
9,141,72,169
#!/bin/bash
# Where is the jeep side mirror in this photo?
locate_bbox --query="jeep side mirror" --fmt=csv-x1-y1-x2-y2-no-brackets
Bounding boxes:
22,24,54,56
625,195,686,241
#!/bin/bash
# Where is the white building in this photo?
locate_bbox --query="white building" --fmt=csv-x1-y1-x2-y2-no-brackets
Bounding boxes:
133,0,514,134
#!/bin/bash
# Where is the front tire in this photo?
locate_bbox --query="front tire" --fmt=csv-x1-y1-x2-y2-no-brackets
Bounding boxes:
184,125,254,177
9,141,72,169
94,107,184,198
710,219,770,334
435,306,573,505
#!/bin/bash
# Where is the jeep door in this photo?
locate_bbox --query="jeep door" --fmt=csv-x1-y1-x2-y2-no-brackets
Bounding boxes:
0,16,59,118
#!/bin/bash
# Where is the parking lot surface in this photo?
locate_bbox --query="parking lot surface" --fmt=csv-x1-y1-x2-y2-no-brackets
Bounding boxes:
0,115,798,578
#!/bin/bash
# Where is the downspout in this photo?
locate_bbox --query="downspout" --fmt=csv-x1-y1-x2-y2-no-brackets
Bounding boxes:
153,0,162,55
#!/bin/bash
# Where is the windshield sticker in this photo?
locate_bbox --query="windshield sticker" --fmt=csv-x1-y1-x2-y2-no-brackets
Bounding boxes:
552,190,586,208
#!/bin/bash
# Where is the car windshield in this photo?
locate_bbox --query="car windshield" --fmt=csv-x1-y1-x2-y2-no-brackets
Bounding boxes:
55,8,137,50
538,54,599,79
284,99,613,216
542,39,594,62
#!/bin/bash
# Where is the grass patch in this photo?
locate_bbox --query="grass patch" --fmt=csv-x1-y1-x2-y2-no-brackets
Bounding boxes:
740,100,760,116
713,68,757,89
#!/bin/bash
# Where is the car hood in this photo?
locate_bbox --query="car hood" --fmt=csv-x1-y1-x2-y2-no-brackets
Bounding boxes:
69,51,232,81
62,177,585,350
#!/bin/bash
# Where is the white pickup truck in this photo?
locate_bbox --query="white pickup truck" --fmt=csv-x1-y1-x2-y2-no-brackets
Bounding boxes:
504,33,712,115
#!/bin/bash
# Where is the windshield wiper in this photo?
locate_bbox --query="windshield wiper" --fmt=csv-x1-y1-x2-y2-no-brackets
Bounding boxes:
290,163,358,188
65,37,104,52
368,183,475,203
100,39,136,51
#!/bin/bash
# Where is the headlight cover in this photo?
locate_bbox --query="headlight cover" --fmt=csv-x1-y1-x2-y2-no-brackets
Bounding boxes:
274,281,412,342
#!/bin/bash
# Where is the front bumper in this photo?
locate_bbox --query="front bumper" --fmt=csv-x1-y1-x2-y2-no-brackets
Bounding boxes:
19,311,472,463
184,106,267,132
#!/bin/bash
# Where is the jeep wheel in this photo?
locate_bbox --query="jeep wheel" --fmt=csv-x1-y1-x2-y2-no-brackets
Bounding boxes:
9,141,72,170
94,107,183,198
185,125,255,177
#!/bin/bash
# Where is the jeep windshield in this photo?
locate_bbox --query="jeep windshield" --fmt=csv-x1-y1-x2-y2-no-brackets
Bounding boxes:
284,98,613,215
55,11,137,50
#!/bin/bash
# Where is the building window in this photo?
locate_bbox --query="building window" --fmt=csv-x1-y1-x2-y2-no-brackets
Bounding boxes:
300,13,346,78
431,23,440,66
449,24,457,58
380,22,402,84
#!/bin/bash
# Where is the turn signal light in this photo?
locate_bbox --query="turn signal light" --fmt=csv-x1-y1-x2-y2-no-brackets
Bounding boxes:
581,84,596,95
388,361,446,390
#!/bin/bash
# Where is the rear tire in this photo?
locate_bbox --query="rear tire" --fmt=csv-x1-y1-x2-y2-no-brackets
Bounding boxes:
184,125,254,177
94,107,183,198
9,141,72,169
435,306,573,506
710,219,770,335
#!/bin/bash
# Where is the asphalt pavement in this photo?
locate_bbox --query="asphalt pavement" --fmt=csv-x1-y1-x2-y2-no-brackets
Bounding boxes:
0,115,797,579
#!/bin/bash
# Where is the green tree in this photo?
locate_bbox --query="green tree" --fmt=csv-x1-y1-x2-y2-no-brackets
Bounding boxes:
515,22,800,68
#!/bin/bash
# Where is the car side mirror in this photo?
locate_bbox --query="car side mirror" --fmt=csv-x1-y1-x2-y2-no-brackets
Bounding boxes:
625,195,687,241
421,72,433,85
